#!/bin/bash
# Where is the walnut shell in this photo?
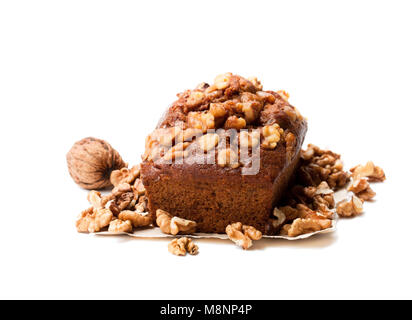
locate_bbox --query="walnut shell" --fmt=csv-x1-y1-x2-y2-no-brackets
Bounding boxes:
67,137,127,190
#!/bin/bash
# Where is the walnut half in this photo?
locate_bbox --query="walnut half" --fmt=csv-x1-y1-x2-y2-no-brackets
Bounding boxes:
76,207,113,233
108,219,133,233
156,209,197,235
350,161,386,182
281,217,332,237
279,204,333,237
118,210,152,228
225,222,262,250
168,237,199,256
348,178,376,201
336,196,363,217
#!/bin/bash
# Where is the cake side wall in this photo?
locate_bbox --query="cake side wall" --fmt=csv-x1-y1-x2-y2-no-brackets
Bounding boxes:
140,119,307,234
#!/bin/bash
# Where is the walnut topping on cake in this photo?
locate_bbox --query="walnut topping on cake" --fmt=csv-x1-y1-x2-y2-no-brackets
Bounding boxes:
224,115,247,130
142,73,306,166
187,111,215,132
261,124,283,149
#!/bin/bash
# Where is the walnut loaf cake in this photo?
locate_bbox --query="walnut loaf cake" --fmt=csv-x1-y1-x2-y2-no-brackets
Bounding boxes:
141,73,307,233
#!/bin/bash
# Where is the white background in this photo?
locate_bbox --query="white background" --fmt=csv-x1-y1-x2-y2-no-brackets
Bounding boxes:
0,0,411,299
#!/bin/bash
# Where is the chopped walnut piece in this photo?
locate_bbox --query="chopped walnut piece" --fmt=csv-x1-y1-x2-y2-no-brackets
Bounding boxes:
102,182,135,216
135,195,148,213
87,190,104,209
301,144,338,161
279,206,300,222
197,133,219,152
238,93,263,123
239,130,260,149
186,91,205,107
276,90,290,101
350,161,386,182
357,186,376,201
217,148,239,168
213,73,232,90
163,142,190,161
247,77,263,90
369,166,386,182
282,217,332,237
168,237,199,256
209,103,227,119
295,203,314,218
142,138,161,162
187,111,215,132
76,207,113,233
312,196,334,218
279,224,291,236
314,181,334,195
315,154,336,167
114,191,134,211
277,203,334,230
327,171,350,189
301,181,335,217
133,178,146,196
261,123,283,149
156,209,197,235
176,128,203,143
118,210,152,228
283,105,300,122
110,168,130,187
285,132,296,161
348,178,369,194
256,91,276,104
196,82,209,90
157,127,183,146
224,115,247,130
110,165,140,187
112,182,132,196
108,202,120,216
108,219,133,233
299,144,349,189
336,196,363,217
225,222,262,250
240,102,258,123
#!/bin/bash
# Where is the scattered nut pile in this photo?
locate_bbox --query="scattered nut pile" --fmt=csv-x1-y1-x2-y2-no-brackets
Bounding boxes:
266,145,386,241
75,164,153,233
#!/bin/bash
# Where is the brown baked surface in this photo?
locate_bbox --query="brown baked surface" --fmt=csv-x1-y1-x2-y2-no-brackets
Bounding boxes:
141,73,307,233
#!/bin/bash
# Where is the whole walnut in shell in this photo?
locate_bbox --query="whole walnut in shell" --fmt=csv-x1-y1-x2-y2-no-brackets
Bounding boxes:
67,137,127,190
